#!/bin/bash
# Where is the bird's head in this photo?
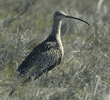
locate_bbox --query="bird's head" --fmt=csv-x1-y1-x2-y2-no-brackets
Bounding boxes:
53,11,67,20
53,11,90,26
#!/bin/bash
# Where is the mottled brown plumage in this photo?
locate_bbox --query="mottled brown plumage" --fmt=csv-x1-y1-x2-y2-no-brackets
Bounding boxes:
17,36,62,80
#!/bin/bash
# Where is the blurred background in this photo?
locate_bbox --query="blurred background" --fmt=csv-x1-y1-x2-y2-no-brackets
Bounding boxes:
0,0,110,99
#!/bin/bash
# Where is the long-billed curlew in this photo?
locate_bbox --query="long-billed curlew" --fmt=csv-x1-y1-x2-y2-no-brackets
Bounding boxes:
9,11,90,95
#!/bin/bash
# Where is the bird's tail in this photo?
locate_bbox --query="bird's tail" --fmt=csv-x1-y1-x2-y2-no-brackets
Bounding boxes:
9,75,28,96
9,67,46,96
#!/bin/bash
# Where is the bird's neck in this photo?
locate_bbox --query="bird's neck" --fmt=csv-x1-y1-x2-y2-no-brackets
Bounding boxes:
50,20,64,57
50,20,61,39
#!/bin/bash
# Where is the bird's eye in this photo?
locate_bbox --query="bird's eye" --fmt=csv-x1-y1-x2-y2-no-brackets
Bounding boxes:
56,13,59,15
56,12,62,16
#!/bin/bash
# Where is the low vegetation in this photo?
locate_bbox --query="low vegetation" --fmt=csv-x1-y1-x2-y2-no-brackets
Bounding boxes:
0,0,110,99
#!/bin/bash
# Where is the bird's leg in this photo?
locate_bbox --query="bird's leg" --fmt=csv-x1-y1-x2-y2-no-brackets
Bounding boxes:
9,87,15,96
45,70,49,81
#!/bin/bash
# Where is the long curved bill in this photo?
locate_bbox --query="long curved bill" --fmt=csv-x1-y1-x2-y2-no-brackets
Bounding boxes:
65,16,90,27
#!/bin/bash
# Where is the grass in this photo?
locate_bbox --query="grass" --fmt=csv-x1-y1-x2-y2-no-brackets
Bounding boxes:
0,0,110,100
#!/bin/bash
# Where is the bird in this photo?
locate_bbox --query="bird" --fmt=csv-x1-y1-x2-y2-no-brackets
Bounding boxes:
9,11,90,95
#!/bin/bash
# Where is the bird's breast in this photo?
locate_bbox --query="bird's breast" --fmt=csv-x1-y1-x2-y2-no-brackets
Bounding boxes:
57,38,64,57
